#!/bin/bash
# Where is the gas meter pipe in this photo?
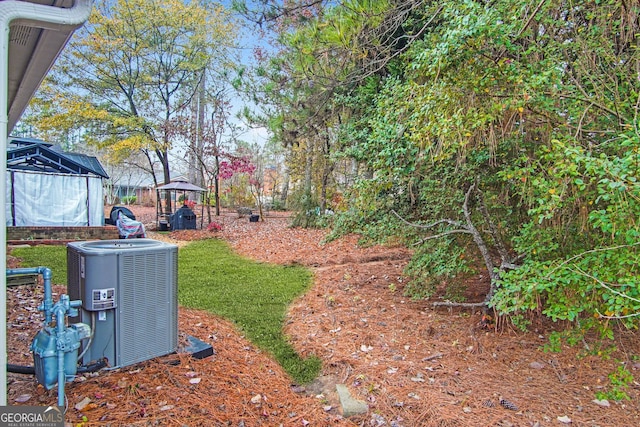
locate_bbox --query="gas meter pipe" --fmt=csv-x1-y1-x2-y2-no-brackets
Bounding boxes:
54,296,82,407
6,267,54,323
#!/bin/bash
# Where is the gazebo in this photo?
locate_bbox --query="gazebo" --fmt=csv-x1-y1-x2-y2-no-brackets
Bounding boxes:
155,180,206,230
6,137,109,226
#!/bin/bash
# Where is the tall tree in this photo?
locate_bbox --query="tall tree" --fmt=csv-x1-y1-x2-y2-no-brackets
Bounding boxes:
33,0,237,213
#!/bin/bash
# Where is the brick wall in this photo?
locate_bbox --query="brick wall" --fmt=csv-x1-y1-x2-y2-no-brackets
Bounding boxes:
7,226,120,245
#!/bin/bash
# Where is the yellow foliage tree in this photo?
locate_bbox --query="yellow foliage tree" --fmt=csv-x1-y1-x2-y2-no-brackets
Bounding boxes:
29,0,237,211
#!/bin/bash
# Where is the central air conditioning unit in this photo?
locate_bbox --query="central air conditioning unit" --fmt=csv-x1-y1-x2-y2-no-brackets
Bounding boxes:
67,239,178,368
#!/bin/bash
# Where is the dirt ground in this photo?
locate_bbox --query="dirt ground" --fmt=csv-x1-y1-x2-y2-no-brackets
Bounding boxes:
6,206,640,426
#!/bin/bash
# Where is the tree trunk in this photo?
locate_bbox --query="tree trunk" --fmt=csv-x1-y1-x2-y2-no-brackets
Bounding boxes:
280,166,290,208
319,132,333,213
194,75,206,189
461,184,500,307
143,149,163,215
320,164,334,212
157,148,172,213
304,140,313,196
214,154,220,216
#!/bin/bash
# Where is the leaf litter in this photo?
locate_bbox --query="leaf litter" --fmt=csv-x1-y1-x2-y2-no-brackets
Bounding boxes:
6,208,640,426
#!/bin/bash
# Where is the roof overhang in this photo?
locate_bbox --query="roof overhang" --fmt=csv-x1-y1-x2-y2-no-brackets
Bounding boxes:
4,0,92,133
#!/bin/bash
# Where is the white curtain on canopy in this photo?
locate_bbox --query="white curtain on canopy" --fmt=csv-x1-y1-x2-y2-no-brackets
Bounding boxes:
6,170,104,226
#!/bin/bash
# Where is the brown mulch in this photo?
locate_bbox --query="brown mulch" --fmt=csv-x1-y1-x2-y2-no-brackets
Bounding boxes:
6,207,640,426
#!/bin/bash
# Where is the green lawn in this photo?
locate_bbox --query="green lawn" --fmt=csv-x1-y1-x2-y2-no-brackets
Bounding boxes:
10,239,321,384
178,239,320,383
10,245,67,284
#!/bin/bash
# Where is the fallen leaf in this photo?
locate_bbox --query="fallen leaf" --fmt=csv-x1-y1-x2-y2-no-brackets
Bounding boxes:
75,397,92,411
592,399,610,407
189,378,201,384
290,385,306,393
14,394,31,403
557,415,572,424
529,361,545,370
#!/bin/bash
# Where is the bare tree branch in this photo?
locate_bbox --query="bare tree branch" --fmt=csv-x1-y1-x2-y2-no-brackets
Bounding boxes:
393,184,503,311
476,187,513,265
571,266,640,304
462,184,498,284
412,229,474,246
391,209,466,230
544,241,640,280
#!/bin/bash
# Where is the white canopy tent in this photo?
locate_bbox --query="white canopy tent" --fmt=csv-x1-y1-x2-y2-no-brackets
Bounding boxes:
7,170,104,226
6,137,108,226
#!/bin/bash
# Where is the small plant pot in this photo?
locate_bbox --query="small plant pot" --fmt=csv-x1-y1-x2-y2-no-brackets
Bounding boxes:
249,215,259,223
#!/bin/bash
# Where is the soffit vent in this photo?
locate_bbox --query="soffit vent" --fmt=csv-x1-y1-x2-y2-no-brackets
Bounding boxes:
9,25,33,46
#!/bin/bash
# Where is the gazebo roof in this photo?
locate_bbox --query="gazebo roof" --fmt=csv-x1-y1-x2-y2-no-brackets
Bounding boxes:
7,137,109,179
156,181,206,192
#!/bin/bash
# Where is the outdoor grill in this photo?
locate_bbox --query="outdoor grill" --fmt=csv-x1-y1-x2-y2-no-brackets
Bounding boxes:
170,205,196,230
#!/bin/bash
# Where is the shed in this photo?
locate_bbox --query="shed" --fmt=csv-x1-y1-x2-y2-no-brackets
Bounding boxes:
6,137,109,226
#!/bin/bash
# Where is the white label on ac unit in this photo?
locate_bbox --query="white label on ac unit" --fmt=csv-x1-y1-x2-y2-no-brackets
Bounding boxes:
80,256,85,279
92,288,116,310
98,311,107,321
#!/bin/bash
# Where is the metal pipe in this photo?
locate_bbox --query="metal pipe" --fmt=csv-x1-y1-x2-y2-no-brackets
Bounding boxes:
54,295,68,407
0,0,93,405
6,363,34,375
77,311,95,361
7,358,107,376
7,267,53,324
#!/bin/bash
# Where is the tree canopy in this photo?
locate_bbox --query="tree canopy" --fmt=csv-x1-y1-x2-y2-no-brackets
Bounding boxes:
30,0,238,196
242,0,640,342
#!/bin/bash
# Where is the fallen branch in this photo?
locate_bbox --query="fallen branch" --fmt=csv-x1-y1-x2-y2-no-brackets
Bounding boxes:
432,301,486,308
393,184,522,312
422,352,444,361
